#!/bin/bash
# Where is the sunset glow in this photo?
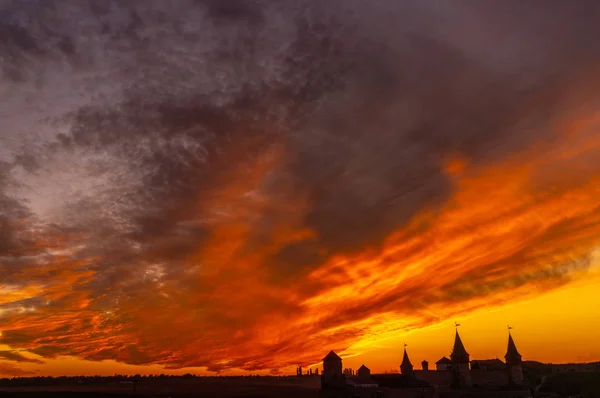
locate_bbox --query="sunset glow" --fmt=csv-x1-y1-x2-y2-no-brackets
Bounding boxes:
1,0,600,378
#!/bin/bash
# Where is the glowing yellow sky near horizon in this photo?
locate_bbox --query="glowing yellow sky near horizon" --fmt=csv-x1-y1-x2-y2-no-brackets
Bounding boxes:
341,262,600,373
3,265,599,377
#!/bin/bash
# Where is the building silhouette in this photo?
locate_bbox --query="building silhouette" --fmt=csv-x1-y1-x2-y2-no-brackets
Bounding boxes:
450,329,471,389
319,328,532,398
400,346,414,376
321,350,345,389
320,350,434,397
436,357,452,371
505,331,523,385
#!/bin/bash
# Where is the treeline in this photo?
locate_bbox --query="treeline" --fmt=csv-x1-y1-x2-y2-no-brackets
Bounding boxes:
0,374,292,387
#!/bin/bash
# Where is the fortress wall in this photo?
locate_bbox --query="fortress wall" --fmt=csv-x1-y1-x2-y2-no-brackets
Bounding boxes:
414,370,453,386
471,369,508,387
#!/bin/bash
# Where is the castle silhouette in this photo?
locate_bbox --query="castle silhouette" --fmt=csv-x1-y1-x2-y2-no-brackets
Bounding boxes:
318,328,532,398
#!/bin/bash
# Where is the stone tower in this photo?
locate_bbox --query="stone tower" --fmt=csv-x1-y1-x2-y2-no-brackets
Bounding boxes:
400,346,414,375
505,331,524,385
450,330,471,389
321,350,345,389
357,364,371,378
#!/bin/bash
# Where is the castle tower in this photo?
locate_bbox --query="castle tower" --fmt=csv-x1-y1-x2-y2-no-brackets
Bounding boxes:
357,364,371,377
435,356,452,371
321,350,344,389
422,360,429,371
400,345,414,375
505,329,523,385
450,328,471,389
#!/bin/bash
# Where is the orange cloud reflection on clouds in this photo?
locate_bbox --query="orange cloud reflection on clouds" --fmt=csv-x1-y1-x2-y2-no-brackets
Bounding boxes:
2,110,600,377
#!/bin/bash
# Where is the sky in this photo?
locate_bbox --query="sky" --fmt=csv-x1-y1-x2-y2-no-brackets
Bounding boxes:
1,0,600,377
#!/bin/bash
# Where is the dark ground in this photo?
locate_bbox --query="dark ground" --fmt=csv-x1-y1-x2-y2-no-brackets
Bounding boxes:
0,377,320,398
538,372,600,397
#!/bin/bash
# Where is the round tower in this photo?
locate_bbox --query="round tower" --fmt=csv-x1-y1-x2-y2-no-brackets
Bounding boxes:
321,350,345,389
450,329,471,389
505,329,524,385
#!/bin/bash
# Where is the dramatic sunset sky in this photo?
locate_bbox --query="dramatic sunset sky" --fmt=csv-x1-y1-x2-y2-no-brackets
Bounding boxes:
1,0,600,378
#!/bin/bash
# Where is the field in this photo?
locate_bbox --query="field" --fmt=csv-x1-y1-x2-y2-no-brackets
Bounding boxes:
0,377,321,398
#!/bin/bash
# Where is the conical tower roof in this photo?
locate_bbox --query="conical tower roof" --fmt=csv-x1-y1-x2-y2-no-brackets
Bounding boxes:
450,330,469,363
505,332,522,363
323,350,342,361
401,347,413,368
436,356,452,365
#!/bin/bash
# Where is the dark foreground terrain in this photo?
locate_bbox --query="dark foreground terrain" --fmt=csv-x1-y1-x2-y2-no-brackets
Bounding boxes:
0,377,320,398
538,372,600,397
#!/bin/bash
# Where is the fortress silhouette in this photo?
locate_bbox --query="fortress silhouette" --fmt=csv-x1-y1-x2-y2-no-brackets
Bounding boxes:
318,328,533,398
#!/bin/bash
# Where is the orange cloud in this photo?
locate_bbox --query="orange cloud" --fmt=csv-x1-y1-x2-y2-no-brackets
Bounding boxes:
0,362,36,377
0,350,45,364
2,111,600,376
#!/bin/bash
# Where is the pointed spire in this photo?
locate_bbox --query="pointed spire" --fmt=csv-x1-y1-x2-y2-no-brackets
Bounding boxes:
401,347,412,367
400,345,414,375
505,330,522,364
451,329,470,363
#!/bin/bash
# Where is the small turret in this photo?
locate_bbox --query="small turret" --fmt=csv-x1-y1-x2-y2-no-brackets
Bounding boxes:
436,356,452,371
422,360,429,371
357,364,371,377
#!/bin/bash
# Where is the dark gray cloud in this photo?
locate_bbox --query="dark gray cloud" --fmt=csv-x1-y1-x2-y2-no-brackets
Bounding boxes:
22,0,597,268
